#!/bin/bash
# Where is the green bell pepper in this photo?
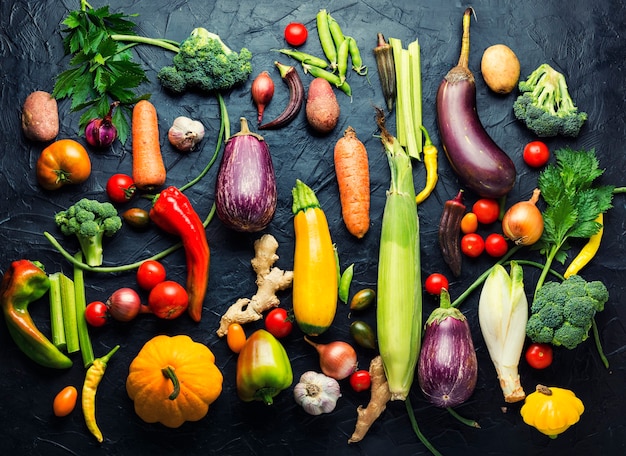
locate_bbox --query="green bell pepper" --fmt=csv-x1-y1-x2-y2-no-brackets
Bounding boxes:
236,329,293,405
0,259,72,369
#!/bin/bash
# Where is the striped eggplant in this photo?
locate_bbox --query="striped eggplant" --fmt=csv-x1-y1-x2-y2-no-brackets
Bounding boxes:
436,8,516,198
215,117,277,232
418,289,477,408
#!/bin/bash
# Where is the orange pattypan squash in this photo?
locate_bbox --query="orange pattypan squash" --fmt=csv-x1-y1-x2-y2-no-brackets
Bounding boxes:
126,334,223,428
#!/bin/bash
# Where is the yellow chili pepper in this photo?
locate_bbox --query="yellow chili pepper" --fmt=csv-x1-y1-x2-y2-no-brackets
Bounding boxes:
415,125,438,205
82,345,120,443
563,213,603,278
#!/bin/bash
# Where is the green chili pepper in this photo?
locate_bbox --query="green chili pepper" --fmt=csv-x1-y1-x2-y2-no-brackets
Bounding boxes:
82,345,120,443
0,259,72,369
346,36,368,75
302,64,352,97
316,9,337,71
339,263,354,304
236,329,293,405
276,49,329,69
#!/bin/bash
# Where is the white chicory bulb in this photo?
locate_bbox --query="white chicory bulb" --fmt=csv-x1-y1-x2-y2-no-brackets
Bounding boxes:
478,261,528,403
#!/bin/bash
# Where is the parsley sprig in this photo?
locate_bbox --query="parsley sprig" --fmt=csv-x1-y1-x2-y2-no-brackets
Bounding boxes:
534,147,614,295
53,1,180,144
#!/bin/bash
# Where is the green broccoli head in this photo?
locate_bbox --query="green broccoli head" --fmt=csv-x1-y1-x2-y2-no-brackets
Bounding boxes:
54,198,122,267
526,275,609,350
513,63,587,138
157,27,252,94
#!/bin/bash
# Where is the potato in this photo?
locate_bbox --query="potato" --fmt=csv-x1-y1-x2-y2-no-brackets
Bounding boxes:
305,78,340,134
480,44,520,95
21,91,59,142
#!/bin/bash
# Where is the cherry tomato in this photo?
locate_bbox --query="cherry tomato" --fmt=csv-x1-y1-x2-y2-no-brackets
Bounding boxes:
122,207,151,230
424,273,449,295
36,139,91,190
284,22,308,47
84,301,109,327
523,141,550,168
148,281,188,319
525,343,553,369
472,198,500,224
137,260,167,290
484,233,509,258
53,385,78,417
106,173,136,204
460,212,478,234
264,307,293,338
226,323,247,354
349,369,372,392
461,233,485,258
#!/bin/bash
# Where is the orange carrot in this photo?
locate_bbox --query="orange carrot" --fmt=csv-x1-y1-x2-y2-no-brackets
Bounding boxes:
132,100,166,191
333,126,370,238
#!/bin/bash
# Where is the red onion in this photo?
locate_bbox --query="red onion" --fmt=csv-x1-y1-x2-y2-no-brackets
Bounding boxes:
106,287,144,322
85,101,119,148
305,337,358,380
251,71,275,124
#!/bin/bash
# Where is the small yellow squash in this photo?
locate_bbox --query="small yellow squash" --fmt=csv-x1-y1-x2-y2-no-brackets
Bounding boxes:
520,384,584,438
126,334,223,428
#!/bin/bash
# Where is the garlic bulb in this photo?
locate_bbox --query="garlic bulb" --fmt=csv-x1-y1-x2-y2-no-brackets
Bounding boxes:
168,116,205,152
293,371,341,415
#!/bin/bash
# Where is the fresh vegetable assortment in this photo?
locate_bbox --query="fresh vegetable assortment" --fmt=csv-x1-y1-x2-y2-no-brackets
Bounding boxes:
4,1,626,455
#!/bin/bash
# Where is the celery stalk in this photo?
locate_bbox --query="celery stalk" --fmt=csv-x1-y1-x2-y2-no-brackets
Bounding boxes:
59,273,80,354
408,39,422,156
49,272,66,351
74,252,95,367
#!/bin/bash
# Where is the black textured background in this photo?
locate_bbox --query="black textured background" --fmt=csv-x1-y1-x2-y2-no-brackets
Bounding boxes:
1,1,625,455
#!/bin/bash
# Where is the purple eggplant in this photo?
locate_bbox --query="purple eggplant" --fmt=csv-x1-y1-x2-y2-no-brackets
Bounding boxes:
215,117,277,232
436,8,516,199
418,289,477,408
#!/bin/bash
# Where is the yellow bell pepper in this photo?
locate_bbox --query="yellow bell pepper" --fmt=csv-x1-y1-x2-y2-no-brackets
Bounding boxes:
520,384,584,438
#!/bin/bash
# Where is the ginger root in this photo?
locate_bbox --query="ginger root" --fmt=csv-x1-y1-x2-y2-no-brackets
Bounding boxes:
348,355,391,443
217,234,293,337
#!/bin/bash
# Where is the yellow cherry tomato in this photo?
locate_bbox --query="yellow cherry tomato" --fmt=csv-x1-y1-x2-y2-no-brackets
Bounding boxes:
53,385,78,417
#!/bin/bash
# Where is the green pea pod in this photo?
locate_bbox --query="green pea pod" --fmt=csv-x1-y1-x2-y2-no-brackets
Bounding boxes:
337,38,350,85
346,36,368,75
236,329,293,405
0,260,72,369
276,49,329,69
327,13,345,50
303,64,352,97
316,9,337,70
339,263,354,304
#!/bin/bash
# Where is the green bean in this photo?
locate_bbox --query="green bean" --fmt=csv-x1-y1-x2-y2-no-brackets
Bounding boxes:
327,14,346,50
337,38,350,84
276,49,329,69
302,63,352,97
316,9,337,70
346,36,368,75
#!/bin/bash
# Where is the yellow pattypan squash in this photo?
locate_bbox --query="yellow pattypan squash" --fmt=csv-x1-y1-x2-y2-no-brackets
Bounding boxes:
520,384,584,438
126,334,223,428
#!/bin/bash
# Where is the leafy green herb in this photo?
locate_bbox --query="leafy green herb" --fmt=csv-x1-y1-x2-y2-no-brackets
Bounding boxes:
534,147,614,295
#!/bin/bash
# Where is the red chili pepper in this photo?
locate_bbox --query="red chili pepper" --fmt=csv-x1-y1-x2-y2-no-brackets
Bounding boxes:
149,186,210,322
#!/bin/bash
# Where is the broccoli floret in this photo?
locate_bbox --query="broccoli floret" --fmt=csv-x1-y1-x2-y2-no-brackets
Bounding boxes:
54,198,122,267
513,63,587,138
157,27,252,94
526,275,609,350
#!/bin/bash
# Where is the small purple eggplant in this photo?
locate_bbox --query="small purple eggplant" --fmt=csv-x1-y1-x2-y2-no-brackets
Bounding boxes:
215,117,277,232
418,288,478,408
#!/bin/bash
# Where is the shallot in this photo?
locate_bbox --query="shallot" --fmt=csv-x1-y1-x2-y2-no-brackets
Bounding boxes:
251,71,275,124
305,337,357,380
85,101,119,148
106,287,145,322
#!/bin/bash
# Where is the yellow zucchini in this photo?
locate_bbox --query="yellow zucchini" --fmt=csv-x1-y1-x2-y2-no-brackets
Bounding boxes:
291,179,338,336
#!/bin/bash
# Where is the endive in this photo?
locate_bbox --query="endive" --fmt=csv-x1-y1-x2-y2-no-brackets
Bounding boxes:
375,109,421,401
478,261,528,403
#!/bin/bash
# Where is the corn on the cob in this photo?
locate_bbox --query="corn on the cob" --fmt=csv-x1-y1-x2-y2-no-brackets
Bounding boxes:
375,109,422,401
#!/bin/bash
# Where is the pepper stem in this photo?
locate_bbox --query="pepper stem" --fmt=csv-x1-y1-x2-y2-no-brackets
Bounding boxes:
162,365,181,400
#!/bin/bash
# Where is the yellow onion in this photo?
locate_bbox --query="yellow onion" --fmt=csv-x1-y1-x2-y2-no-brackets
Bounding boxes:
304,337,357,380
502,188,544,246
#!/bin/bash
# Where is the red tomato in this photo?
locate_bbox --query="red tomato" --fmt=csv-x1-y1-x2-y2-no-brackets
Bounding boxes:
264,308,293,338
461,233,485,258
136,260,167,290
284,22,308,47
106,173,136,204
424,273,449,295
523,141,550,168
484,233,509,258
525,343,553,369
84,301,109,327
472,198,500,224
148,281,188,319
349,369,372,392
36,139,91,190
